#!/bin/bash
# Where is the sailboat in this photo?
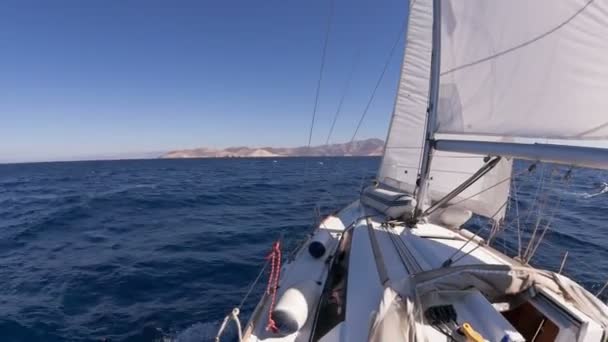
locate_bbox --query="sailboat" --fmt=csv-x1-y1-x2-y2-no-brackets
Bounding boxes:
216,0,608,341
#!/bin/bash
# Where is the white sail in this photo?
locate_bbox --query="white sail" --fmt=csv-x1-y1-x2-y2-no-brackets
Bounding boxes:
428,150,512,220
379,0,433,195
379,0,512,220
437,0,608,141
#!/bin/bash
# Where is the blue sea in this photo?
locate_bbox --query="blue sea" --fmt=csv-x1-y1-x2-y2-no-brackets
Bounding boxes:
0,157,606,341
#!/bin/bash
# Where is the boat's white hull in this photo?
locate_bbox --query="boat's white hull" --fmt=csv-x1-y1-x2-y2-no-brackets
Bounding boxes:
234,198,607,342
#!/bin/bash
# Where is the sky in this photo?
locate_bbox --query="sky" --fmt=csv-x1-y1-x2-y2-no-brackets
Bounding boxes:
0,0,408,162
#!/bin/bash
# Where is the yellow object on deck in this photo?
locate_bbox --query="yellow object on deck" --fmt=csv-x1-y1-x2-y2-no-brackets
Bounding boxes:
460,322,484,342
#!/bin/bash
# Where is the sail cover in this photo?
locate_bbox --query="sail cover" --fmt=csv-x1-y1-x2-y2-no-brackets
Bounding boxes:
379,0,512,220
437,0,608,141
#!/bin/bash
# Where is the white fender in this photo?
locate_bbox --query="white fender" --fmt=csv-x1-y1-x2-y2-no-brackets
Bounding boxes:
272,280,322,335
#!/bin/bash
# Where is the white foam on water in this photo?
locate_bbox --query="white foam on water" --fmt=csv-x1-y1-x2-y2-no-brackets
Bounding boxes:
171,321,236,342
581,182,608,199
94,183,157,197
562,182,608,199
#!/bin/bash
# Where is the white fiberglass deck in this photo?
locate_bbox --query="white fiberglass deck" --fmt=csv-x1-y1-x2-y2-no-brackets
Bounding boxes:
242,200,607,342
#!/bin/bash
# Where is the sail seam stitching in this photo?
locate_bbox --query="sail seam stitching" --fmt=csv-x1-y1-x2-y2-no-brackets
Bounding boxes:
441,0,596,76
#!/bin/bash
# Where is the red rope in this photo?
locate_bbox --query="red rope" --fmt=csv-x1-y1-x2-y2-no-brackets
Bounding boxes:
265,240,281,333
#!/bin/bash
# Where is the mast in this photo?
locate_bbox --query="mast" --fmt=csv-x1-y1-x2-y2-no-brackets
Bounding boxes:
414,0,442,217
378,0,511,222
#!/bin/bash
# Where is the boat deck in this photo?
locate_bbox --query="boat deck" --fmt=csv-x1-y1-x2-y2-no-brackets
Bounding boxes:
243,200,607,342
340,207,518,341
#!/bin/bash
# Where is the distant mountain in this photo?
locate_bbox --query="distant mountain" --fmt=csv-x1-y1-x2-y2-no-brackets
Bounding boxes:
160,138,384,159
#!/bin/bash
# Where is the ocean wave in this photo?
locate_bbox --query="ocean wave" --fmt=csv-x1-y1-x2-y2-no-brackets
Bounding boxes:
87,184,158,199
174,321,230,342
544,229,608,252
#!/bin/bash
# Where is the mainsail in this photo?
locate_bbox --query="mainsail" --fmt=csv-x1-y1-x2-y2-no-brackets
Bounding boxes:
438,0,608,141
380,0,608,220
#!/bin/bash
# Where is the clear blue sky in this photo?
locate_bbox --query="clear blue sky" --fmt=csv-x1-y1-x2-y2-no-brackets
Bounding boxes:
0,0,408,162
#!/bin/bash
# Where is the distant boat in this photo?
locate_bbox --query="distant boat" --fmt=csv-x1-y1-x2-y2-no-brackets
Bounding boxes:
216,1,608,341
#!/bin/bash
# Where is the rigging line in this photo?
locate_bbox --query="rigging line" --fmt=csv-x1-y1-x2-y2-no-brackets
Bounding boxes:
450,216,504,266
523,195,549,261
596,280,608,298
321,52,361,207
520,163,543,224
496,242,520,256
428,163,529,242
302,0,334,211
423,156,502,217
558,251,569,274
443,166,530,209
442,199,508,267
526,168,574,263
453,207,528,265
523,165,557,261
520,163,547,240
512,176,523,259
452,176,510,205
528,202,561,262
350,16,407,190
350,20,405,143
441,0,596,76
237,259,269,309
325,51,360,145
474,171,524,238
307,0,336,149
450,205,510,266
488,178,521,258
487,200,510,245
